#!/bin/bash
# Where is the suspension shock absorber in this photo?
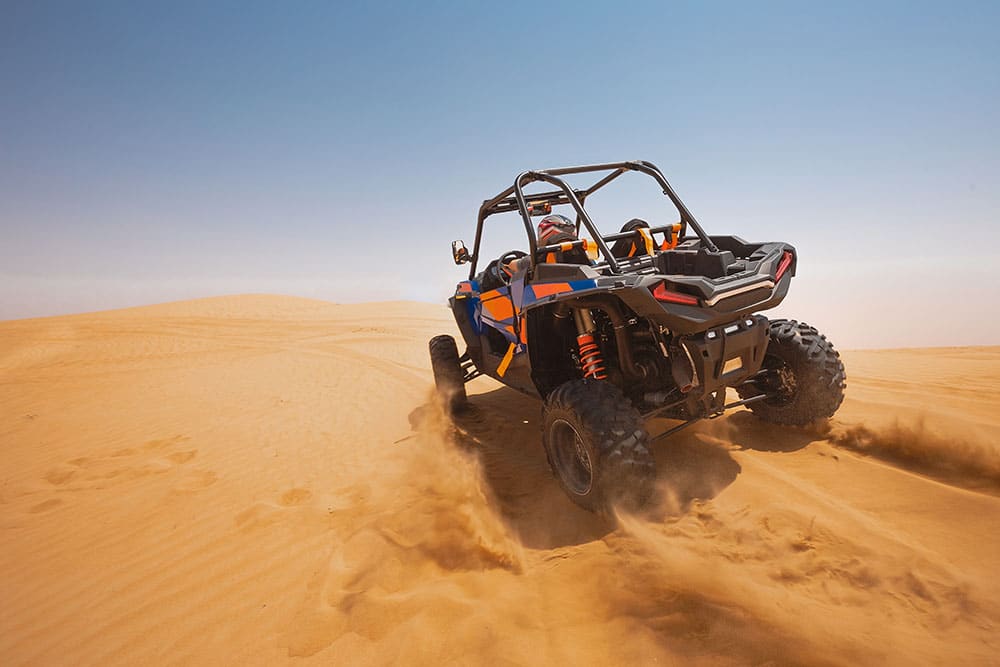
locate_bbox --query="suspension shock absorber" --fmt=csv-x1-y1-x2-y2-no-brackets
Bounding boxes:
573,308,607,380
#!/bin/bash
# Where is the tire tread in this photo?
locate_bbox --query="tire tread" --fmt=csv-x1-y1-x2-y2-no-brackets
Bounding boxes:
738,319,846,426
429,335,467,412
543,379,655,512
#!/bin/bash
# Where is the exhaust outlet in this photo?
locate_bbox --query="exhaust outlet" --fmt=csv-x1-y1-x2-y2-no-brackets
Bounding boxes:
670,341,699,393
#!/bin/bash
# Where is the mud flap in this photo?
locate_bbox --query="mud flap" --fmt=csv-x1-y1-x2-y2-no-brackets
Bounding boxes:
496,342,517,377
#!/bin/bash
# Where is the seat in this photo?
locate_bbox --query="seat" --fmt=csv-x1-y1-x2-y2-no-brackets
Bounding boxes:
539,231,594,265
610,218,654,258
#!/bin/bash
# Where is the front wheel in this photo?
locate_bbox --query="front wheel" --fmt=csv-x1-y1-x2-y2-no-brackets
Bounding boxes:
429,335,467,413
542,379,655,513
737,319,846,426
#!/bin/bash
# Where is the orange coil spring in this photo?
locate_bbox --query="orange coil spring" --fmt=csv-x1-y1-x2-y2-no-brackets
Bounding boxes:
577,333,608,380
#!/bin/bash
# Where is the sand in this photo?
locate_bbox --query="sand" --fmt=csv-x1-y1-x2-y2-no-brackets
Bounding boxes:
1,294,998,665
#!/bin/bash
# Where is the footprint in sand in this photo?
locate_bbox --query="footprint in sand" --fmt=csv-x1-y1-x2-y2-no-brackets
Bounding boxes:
142,435,189,451
167,450,198,464
28,498,63,514
235,488,320,532
235,503,285,531
44,467,78,485
41,435,199,492
280,488,313,506
172,470,218,493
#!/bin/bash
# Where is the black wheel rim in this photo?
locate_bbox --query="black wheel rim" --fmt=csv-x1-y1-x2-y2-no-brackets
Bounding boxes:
550,419,593,496
754,354,798,406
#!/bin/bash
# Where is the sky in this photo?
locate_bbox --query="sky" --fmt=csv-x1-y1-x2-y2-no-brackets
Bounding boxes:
1,1,998,348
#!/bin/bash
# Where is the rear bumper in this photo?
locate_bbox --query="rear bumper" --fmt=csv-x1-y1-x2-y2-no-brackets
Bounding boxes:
682,314,769,410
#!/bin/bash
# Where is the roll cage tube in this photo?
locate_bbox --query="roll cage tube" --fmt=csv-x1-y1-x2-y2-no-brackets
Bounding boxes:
514,170,621,273
467,161,719,279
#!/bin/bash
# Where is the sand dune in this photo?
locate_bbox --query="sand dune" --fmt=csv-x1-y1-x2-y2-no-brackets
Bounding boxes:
1,295,998,665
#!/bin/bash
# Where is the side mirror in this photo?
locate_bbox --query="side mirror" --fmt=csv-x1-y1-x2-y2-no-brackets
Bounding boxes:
452,240,471,265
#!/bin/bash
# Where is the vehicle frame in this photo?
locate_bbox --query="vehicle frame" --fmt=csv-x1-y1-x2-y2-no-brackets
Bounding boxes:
450,160,797,435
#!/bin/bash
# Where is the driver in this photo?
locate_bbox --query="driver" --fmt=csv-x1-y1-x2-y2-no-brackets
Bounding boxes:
536,214,590,264
537,214,577,244
492,215,589,285
499,214,579,280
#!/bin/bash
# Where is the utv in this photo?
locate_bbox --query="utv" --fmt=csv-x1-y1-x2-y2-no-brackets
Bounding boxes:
430,161,846,512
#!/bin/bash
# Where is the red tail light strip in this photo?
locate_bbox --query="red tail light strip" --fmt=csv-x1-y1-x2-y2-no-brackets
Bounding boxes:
775,250,793,281
652,283,700,305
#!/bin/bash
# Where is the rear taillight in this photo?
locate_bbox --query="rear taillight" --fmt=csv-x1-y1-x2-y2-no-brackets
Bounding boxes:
775,250,794,281
652,283,700,305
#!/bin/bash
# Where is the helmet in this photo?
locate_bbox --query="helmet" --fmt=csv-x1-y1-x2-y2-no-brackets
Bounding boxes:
537,214,576,244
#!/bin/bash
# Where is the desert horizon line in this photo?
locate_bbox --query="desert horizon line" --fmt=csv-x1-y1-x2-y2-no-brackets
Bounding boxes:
3,291,997,354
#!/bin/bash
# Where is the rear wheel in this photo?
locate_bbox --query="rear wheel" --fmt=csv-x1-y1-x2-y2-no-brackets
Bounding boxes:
542,379,655,513
737,319,846,425
429,335,467,413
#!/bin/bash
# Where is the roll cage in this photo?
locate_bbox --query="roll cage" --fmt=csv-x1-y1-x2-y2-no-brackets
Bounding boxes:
468,160,720,279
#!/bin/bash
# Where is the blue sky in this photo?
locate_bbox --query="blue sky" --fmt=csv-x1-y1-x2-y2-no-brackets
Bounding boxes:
2,1,998,347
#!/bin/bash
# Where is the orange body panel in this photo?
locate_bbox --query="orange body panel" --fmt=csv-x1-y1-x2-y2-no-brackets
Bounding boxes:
531,283,572,298
480,291,515,320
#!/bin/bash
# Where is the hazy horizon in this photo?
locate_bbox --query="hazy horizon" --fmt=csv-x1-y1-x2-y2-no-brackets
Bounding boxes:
3,1,998,349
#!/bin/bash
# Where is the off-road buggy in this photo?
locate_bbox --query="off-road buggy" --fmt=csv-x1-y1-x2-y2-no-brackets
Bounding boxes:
430,161,846,512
